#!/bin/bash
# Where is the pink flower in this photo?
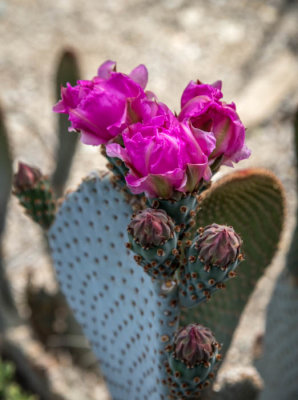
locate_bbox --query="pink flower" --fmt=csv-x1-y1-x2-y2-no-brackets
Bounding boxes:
106,117,215,198
53,60,152,145
179,80,251,167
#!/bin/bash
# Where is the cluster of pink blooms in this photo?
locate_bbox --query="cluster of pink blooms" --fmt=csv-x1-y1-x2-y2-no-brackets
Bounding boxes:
53,60,250,198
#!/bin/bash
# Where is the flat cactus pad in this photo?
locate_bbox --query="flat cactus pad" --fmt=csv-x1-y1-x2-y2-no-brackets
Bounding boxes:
180,169,285,359
48,173,178,400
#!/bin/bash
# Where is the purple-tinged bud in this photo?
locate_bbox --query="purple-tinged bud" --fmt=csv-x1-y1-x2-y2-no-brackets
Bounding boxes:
196,223,242,267
174,324,216,367
13,162,56,230
128,208,175,247
13,162,42,191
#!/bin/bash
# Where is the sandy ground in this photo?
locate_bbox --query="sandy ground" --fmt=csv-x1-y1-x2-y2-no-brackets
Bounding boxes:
1,0,298,398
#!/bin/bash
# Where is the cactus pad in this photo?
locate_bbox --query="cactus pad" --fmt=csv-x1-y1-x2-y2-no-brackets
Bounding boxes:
48,173,180,400
180,169,285,358
257,269,298,400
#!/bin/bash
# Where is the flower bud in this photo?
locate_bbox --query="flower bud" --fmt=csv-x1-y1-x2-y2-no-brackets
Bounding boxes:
128,208,175,248
13,162,56,230
174,324,216,367
197,223,242,268
167,323,220,396
13,162,42,191
127,208,178,279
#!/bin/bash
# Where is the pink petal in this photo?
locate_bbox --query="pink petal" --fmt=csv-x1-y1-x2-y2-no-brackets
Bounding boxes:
80,130,104,146
126,168,185,198
129,64,148,89
211,80,222,90
106,142,128,162
97,60,116,79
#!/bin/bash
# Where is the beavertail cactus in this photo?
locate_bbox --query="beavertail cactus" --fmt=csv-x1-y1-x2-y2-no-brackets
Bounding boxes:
13,162,56,230
167,324,220,398
14,60,286,400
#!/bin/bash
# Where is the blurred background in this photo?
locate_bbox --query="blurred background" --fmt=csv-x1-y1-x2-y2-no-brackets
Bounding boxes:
0,0,298,399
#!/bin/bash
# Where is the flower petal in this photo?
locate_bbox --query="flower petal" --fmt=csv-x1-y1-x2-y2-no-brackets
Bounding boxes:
129,64,148,89
97,60,116,79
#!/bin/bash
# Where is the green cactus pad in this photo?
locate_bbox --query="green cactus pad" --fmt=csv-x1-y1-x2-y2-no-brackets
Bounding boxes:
14,178,56,230
257,269,298,400
48,173,180,400
52,50,80,197
257,111,298,399
180,168,285,359
0,106,12,236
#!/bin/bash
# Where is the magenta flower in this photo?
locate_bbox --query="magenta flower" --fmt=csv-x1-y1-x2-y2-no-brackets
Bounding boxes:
53,60,152,145
106,116,215,198
179,80,251,167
